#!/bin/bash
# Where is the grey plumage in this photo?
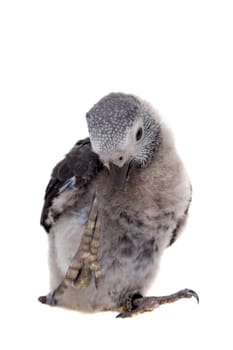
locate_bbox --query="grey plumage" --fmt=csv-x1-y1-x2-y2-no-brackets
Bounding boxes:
86,93,161,168
39,92,196,316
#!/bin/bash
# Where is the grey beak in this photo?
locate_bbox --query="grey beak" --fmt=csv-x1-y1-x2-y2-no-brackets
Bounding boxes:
109,162,131,191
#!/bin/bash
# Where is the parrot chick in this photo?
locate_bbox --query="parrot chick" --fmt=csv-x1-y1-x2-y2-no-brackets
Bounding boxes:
39,92,198,317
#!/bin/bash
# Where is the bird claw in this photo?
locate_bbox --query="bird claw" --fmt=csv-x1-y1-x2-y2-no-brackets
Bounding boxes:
38,293,57,306
183,289,199,304
116,288,199,318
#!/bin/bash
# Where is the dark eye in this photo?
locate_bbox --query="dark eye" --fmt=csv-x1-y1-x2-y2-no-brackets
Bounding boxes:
136,127,143,141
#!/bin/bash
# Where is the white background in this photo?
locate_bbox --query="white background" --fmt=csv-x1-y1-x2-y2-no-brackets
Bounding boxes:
0,0,232,349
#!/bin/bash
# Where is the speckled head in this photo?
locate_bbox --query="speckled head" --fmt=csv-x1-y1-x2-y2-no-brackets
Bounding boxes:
86,92,161,190
86,93,141,153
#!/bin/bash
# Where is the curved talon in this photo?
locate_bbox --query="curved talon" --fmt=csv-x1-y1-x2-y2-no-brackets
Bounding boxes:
184,288,199,304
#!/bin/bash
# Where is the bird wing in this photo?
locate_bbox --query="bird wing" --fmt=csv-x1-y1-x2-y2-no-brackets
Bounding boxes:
40,138,103,233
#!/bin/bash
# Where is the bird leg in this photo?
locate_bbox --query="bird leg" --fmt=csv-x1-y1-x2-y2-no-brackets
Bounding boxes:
38,193,103,306
117,289,199,318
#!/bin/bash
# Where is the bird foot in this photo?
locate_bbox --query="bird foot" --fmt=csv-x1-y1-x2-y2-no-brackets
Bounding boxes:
38,194,103,306
117,289,199,318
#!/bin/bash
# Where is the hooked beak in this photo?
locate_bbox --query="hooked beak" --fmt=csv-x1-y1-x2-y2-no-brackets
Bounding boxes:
109,162,132,191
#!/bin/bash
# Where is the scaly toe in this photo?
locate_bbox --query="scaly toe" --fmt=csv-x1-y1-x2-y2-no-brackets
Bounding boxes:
116,288,199,318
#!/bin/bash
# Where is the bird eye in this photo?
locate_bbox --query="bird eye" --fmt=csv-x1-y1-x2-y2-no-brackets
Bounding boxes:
136,127,143,141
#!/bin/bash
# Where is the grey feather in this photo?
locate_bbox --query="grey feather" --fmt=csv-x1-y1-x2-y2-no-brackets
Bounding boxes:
40,93,192,312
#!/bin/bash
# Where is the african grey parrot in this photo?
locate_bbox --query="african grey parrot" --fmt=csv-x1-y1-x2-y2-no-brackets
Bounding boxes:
39,92,198,317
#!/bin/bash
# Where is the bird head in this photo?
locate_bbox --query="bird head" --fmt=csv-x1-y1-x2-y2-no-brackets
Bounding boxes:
86,93,160,191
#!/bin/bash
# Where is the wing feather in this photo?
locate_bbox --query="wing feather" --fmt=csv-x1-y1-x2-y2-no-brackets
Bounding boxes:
40,138,103,233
